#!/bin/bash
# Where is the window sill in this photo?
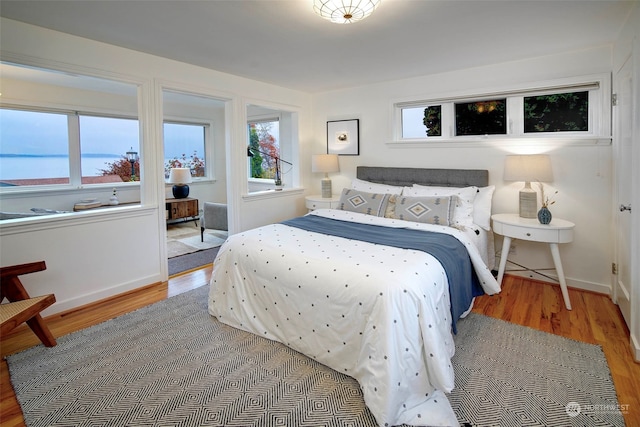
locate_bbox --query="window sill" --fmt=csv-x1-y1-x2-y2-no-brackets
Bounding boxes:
0,204,151,236
243,187,304,201
388,135,612,148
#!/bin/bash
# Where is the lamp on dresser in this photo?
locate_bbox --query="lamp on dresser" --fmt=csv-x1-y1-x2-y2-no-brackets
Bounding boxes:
504,154,553,218
168,167,193,199
312,154,340,198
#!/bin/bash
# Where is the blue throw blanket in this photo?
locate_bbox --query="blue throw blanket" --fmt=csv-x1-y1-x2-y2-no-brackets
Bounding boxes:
282,215,483,333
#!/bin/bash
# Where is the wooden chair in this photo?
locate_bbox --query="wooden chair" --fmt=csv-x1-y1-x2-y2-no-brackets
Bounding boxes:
1,261,57,347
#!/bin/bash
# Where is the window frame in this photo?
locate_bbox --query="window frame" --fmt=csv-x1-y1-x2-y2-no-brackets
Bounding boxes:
0,105,141,193
392,73,611,145
247,114,281,185
162,118,212,182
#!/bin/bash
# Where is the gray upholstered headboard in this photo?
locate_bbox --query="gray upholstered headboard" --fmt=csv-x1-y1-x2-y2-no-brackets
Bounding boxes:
356,166,488,188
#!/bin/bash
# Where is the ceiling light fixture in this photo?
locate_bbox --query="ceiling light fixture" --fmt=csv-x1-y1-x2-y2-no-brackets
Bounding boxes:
313,0,382,24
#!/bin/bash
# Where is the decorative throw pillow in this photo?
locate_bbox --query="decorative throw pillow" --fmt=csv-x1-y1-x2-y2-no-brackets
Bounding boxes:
391,195,453,226
351,178,403,195
384,194,398,218
337,188,390,217
404,185,478,229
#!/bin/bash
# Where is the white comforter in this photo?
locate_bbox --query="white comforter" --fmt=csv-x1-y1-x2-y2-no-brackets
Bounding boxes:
208,209,500,426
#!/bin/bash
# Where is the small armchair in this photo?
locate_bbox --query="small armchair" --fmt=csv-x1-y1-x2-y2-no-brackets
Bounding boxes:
200,202,228,242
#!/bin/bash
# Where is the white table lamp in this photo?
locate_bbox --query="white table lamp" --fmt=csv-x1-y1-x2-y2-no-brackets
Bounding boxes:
168,168,193,199
312,154,340,198
504,154,553,218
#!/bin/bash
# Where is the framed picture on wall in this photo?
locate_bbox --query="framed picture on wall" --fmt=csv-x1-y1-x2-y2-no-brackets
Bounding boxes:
327,119,359,155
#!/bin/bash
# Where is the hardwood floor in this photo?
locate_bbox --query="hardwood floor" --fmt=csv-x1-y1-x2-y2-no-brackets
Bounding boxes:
1,270,638,426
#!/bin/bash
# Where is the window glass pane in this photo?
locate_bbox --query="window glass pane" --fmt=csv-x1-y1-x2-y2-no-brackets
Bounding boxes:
401,105,441,138
164,122,207,179
0,108,70,186
524,91,588,133
79,115,140,184
248,120,279,179
455,99,506,136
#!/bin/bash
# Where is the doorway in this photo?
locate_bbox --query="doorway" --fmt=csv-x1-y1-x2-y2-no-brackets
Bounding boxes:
161,88,230,275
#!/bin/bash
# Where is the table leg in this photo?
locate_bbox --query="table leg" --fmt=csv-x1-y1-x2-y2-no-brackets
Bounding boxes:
497,236,512,286
549,243,572,310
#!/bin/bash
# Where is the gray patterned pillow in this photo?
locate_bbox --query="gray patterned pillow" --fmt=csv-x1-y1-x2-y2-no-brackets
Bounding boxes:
337,188,390,217
391,195,453,225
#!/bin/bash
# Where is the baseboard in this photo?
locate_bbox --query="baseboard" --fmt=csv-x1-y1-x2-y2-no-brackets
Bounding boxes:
632,332,640,362
41,275,164,317
505,270,612,295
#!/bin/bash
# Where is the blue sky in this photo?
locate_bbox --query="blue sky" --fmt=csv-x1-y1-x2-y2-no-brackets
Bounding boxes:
1,109,202,159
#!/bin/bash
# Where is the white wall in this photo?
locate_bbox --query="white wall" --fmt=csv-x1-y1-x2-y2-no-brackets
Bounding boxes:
0,18,312,315
311,46,615,295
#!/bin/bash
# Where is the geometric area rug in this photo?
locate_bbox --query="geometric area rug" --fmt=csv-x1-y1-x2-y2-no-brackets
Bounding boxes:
6,286,624,427
449,314,625,427
166,224,227,259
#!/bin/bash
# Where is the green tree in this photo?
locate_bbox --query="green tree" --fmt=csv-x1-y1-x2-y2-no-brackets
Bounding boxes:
423,106,442,137
249,125,263,178
524,91,588,132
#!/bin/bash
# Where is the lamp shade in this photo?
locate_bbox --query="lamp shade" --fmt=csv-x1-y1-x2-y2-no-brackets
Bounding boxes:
168,168,193,184
504,154,553,183
311,154,340,174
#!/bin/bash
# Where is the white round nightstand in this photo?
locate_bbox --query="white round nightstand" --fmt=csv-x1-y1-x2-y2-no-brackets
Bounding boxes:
305,195,341,211
491,213,575,310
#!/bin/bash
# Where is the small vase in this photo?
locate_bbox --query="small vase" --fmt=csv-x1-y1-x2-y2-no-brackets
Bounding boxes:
538,206,552,224
109,195,119,206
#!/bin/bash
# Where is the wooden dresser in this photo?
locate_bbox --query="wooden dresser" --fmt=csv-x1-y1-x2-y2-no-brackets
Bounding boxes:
166,197,199,224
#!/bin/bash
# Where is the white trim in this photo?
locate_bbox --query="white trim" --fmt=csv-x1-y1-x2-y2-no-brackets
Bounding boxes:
506,270,612,296
387,136,612,148
44,272,162,316
242,187,304,201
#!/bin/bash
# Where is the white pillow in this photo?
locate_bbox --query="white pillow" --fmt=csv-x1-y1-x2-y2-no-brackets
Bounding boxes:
351,178,403,195
404,184,478,229
473,186,495,231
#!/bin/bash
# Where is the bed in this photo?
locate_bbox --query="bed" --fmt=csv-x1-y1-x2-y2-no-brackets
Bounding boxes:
208,167,500,427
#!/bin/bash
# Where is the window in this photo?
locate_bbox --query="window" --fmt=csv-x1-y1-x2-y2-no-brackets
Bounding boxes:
163,122,207,179
524,91,588,133
246,103,298,194
79,115,140,184
455,99,506,136
394,74,609,143
0,107,140,187
401,105,441,138
0,109,70,185
248,119,280,180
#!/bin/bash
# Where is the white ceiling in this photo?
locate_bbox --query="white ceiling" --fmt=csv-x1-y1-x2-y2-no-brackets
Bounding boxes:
0,0,634,93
